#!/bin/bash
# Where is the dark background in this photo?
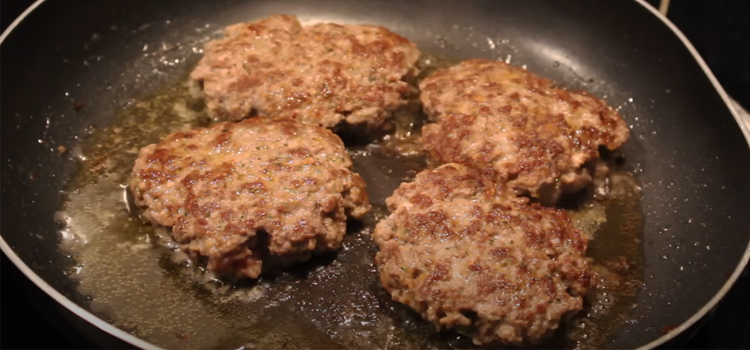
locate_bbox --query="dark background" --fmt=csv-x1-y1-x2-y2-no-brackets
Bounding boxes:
1,0,748,349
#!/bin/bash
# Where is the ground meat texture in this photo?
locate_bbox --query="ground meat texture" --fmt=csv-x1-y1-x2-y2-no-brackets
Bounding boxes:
190,14,420,129
373,164,594,345
130,118,371,279
419,59,630,200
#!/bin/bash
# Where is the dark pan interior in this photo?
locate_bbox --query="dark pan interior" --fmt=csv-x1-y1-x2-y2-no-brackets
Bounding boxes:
2,0,750,349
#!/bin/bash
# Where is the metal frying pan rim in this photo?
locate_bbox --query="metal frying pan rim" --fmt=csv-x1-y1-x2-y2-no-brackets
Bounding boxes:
630,1,750,348
0,0,748,349
0,2,160,349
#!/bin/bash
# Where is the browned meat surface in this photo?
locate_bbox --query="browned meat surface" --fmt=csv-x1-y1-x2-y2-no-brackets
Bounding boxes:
130,118,371,278
373,164,594,345
190,14,420,129
419,59,629,200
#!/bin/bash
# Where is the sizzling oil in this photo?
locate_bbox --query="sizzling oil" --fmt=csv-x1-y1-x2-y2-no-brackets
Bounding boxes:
57,55,644,350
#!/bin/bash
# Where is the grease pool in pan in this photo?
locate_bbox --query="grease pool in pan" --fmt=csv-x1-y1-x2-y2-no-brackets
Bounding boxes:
55,54,644,350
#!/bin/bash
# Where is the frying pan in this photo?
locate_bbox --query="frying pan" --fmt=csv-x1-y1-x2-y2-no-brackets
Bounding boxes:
2,0,750,349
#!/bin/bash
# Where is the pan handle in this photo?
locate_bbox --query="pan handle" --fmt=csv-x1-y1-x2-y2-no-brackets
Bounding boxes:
659,0,671,16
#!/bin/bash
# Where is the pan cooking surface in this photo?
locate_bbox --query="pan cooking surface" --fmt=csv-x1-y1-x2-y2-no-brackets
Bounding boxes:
3,1,750,349
56,39,644,348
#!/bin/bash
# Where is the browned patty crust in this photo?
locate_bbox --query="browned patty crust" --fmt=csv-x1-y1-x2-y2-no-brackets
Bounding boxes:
420,59,629,198
191,14,421,128
373,164,594,345
130,117,371,278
